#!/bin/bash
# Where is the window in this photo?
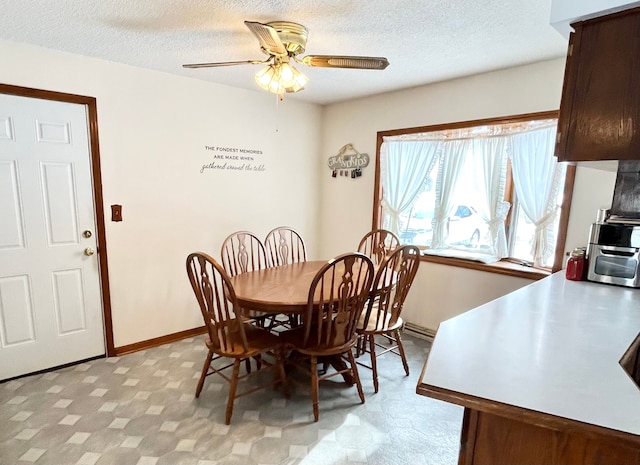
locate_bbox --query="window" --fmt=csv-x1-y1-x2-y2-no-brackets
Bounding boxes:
374,111,575,274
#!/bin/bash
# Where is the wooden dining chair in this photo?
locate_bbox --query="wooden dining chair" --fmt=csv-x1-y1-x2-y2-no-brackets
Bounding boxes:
220,230,268,277
264,226,308,330
280,252,374,422
220,231,272,327
357,229,401,265
186,252,287,424
264,226,307,267
356,245,420,393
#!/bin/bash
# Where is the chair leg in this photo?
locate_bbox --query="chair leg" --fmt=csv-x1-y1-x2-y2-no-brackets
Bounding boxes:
355,334,363,357
288,314,299,328
320,360,330,375
276,349,289,399
310,355,319,422
346,349,365,404
195,349,214,398
225,358,241,425
245,358,252,374
394,329,410,376
368,334,379,393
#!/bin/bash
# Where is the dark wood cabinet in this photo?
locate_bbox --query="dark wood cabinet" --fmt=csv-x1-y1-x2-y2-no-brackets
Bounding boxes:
555,7,640,162
459,409,640,465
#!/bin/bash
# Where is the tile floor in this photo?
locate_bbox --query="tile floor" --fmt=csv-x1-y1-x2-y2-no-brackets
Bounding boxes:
0,333,463,465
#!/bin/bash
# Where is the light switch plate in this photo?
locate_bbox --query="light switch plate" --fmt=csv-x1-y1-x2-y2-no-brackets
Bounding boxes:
111,204,122,222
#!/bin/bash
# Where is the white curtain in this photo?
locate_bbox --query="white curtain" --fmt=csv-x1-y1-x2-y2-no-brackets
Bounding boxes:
431,139,468,249
510,127,565,266
380,140,440,236
471,137,510,258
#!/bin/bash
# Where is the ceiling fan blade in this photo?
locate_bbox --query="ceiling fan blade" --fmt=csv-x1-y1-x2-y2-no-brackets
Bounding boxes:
244,21,287,55
182,59,267,69
302,55,389,70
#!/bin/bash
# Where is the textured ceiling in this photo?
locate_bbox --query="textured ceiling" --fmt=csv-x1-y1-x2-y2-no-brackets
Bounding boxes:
0,0,569,105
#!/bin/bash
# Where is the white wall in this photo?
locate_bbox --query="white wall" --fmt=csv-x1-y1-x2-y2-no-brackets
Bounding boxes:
320,58,617,331
565,165,617,252
0,39,322,347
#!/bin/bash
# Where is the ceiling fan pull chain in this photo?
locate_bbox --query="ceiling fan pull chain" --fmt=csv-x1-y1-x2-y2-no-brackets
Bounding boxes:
275,91,280,132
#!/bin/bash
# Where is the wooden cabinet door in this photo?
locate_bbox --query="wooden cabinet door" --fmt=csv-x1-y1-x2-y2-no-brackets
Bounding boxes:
461,409,640,465
555,8,640,162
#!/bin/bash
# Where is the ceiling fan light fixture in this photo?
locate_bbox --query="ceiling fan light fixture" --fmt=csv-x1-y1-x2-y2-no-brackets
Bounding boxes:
254,60,308,97
255,64,279,92
280,62,308,92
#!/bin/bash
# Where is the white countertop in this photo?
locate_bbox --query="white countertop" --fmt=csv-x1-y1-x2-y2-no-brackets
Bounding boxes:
420,272,640,435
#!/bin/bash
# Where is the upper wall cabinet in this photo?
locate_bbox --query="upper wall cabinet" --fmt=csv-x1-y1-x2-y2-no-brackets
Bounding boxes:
550,0,640,37
555,7,640,162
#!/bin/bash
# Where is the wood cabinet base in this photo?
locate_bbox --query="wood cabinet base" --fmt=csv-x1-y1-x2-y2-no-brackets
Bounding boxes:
460,408,640,465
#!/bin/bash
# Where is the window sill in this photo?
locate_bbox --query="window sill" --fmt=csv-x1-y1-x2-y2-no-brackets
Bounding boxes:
419,253,551,280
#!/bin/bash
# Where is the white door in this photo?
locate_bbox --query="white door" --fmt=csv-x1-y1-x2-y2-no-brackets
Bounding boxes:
0,94,105,380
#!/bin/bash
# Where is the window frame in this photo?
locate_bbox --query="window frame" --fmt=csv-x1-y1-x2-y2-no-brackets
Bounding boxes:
372,110,576,280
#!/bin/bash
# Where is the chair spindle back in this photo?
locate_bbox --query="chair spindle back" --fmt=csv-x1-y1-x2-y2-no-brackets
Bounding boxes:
220,231,268,277
300,253,374,351
264,226,307,267
364,245,420,330
186,252,249,354
358,229,401,265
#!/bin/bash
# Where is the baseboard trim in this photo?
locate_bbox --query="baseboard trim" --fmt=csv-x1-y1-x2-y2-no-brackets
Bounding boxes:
113,322,433,356
404,322,436,341
114,326,207,356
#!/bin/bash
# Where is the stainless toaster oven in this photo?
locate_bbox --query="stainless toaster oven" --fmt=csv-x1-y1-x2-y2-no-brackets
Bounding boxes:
587,223,640,288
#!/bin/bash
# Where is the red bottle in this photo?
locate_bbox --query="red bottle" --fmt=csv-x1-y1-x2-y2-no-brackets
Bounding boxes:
566,247,587,281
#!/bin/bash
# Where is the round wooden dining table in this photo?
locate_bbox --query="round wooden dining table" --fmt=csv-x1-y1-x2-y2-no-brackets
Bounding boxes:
229,260,328,314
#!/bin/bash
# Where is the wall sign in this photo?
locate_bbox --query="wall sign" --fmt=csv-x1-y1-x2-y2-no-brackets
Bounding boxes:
328,143,369,179
200,144,266,173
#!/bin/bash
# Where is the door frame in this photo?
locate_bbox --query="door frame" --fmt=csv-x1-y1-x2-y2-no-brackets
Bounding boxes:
1,83,115,357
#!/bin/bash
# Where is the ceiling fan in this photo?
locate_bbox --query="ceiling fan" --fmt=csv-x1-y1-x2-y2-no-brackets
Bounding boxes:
183,20,389,99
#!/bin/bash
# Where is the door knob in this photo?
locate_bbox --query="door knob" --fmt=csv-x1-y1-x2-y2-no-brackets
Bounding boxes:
84,247,95,256
83,230,93,238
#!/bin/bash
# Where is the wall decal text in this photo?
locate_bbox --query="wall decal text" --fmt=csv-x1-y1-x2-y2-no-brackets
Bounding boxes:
201,145,266,173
